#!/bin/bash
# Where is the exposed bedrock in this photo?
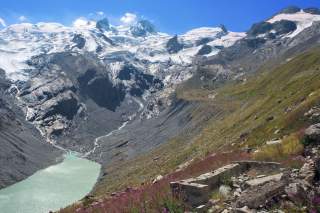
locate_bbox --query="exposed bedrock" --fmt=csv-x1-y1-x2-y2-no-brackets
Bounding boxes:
0,71,62,189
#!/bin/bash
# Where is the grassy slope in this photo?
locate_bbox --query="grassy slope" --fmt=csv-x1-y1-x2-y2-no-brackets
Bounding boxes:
93,47,320,196
61,47,320,212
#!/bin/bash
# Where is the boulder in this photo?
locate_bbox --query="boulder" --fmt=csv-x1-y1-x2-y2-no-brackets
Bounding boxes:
304,107,320,122
299,160,315,183
245,173,283,187
170,181,210,207
152,175,163,184
304,123,320,145
236,180,286,208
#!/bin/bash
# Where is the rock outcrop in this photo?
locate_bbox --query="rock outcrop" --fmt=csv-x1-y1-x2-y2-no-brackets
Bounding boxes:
166,35,184,54
304,123,320,145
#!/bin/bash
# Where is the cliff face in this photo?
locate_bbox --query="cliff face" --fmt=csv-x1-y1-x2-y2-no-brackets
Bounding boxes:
0,71,62,188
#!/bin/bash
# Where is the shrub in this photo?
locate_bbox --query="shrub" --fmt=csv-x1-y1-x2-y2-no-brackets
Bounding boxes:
211,189,224,200
162,197,184,213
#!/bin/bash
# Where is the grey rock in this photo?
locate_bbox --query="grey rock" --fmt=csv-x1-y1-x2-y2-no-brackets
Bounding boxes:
299,160,315,183
197,45,213,56
166,35,184,54
96,18,110,31
285,182,309,204
130,20,156,37
170,181,210,207
0,74,62,189
304,7,320,15
234,206,256,213
273,20,297,36
245,173,283,187
279,6,301,14
236,180,286,208
304,123,320,145
305,107,320,122
247,22,273,36
72,34,86,49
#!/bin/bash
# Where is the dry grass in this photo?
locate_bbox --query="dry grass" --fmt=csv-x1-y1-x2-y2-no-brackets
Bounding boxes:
253,133,304,162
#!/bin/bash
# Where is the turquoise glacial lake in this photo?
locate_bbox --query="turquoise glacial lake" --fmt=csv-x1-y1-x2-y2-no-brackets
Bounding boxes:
0,153,101,213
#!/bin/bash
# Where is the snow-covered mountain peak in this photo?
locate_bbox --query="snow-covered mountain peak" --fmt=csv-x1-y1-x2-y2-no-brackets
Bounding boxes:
129,19,157,37
0,20,245,83
268,10,320,37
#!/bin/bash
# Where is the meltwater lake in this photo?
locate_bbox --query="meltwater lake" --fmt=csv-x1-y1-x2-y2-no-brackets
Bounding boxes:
0,153,101,213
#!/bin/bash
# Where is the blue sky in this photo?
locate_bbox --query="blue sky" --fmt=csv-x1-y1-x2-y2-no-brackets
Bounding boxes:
0,0,319,34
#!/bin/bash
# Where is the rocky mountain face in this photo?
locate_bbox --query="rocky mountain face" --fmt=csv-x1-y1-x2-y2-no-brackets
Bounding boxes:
0,70,62,188
196,7,320,89
0,18,244,154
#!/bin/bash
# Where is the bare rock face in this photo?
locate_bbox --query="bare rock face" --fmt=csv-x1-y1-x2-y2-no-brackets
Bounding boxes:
0,72,62,188
166,35,184,54
198,20,320,90
17,52,134,146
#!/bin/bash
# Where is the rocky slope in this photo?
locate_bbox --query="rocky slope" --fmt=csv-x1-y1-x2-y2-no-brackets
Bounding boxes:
0,18,244,152
195,8,320,89
0,70,62,189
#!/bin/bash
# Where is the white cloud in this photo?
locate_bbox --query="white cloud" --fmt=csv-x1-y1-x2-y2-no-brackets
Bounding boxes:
18,16,27,22
96,11,104,16
0,17,6,27
72,17,96,29
120,13,137,25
